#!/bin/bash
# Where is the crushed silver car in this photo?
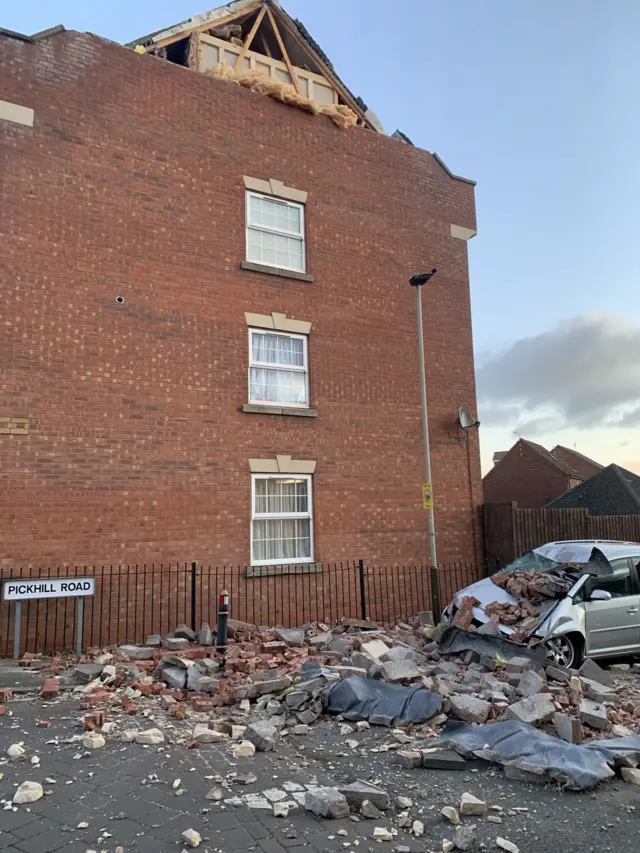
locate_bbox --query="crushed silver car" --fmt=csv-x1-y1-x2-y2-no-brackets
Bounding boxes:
442,539,640,668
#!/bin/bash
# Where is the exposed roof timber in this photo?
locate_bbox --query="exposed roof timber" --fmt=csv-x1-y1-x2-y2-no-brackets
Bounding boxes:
432,152,476,186
0,24,65,42
127,0,262,52
269,6,372,127
126,1,374,128
234,4,267,68
265,6,301,95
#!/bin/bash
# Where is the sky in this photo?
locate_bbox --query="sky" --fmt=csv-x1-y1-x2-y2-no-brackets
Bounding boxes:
5,0,640,474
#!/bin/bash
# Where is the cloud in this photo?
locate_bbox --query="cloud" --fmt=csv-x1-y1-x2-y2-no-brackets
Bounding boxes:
476,313,640,430
617,406,640,428
511,416,564,438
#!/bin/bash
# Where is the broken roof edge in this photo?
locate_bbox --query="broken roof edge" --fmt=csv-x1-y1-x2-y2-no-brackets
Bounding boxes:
0,24,65,43
432,152,476,186
125,0,259,47
124,1,376,131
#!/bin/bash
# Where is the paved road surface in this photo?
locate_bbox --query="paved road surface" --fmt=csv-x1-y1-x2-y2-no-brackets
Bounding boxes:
0,697,639,853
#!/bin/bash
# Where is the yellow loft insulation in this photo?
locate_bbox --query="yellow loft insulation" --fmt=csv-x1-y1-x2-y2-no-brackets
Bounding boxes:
128,1,376,131
207,60,357,128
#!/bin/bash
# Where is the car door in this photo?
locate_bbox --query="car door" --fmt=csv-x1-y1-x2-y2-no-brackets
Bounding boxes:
584,558,640,657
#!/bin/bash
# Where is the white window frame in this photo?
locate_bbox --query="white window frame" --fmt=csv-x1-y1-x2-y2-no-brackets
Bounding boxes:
250,473,314,566
248,328,310,409
245,191,306,273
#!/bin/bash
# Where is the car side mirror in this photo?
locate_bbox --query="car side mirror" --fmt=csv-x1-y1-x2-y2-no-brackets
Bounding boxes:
590,589,613,602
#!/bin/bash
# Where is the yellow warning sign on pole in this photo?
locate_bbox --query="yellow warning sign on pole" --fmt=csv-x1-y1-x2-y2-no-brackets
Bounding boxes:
422,483,433,509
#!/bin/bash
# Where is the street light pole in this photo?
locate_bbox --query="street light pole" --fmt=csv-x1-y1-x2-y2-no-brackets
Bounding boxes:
410,270,438,570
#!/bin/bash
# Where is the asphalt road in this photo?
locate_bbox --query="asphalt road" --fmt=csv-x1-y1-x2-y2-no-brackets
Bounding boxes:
0,695,639,853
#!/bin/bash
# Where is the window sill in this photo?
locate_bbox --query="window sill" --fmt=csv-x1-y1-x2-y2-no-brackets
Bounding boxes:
242,403,318,418
246,562,321,578
241,260,314,283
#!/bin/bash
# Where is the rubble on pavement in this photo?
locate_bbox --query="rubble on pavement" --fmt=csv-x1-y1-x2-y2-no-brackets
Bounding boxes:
4,610,640,801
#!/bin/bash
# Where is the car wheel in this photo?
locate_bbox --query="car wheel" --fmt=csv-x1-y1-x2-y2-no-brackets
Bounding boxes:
544,634,583,669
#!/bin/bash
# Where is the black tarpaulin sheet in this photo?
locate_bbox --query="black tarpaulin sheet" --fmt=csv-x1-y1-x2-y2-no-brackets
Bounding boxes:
323,675,442,725
438,626,547,668
432,720,640,790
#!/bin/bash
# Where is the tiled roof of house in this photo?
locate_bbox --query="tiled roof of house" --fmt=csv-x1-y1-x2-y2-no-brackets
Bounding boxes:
551,445,604,477
521,440,584,479
546,464,640,515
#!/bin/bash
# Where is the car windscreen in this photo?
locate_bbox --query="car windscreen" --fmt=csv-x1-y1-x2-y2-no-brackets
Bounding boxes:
500,551,560,573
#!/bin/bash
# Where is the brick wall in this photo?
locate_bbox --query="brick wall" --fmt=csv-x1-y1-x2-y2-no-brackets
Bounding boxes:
483,441,571,509
0,30,482,571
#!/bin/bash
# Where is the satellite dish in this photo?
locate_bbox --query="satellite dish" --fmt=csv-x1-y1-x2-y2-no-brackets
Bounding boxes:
458,407,480,429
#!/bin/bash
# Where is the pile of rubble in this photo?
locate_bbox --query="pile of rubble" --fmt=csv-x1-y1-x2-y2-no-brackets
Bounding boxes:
449,565,580,640
5,612,640,799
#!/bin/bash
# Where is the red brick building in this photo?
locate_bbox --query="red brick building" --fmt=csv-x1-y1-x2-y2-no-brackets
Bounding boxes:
483,439,585,509
549,445,604,481
0,1,482,572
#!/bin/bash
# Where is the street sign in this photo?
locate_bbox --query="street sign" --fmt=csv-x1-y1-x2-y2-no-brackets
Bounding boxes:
2,577,95,601
3,577,95,661
422,483,433,509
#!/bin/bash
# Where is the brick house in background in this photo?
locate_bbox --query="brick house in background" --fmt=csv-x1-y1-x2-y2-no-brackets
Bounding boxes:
0,0,482,571
483,439,590,509
549,445,604,480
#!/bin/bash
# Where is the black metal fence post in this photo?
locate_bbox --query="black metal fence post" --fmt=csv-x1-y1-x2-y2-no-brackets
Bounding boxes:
430,565,442,620
358,559,367,620
191,562,197,630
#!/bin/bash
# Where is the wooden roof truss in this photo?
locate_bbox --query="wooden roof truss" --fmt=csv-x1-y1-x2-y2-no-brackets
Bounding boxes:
130,0,374,129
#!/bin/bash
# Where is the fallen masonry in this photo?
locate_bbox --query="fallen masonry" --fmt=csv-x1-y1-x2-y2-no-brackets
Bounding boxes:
338,780,390,810
7,610,640,802
305,787,350,819
460,792,488,817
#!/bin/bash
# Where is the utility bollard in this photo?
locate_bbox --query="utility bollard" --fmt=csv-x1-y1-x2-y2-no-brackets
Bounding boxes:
216,589,229,667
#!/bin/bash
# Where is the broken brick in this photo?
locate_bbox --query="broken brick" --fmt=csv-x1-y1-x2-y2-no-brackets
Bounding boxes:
161,689,185,700
168,702,188,719
191,699,214,712
80,690,111,707
0,687,13,702
84,711,106,730
261,641,288,654
41,679,59,698
451,596,481,630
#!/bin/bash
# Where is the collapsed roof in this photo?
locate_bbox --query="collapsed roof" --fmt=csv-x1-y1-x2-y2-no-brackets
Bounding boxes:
127,0,384,132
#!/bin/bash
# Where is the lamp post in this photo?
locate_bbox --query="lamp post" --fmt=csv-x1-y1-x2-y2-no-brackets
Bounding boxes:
409,270,438,583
